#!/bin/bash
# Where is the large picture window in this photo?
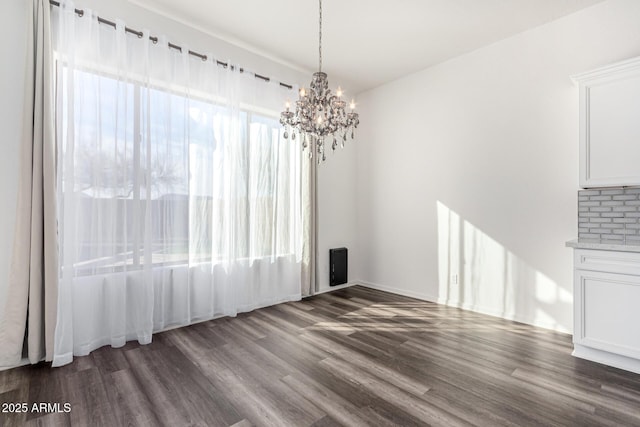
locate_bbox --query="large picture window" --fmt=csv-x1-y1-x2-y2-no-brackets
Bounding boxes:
62,69,301,276
52,5,305,367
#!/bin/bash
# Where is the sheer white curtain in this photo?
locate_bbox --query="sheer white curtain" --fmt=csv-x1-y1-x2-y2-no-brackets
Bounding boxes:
52,2,303,367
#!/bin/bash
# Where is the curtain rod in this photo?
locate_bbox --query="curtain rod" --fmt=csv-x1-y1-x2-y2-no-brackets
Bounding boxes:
48,0,294,90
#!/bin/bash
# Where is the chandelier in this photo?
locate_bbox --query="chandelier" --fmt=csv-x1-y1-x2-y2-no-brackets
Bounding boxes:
280,0,360,162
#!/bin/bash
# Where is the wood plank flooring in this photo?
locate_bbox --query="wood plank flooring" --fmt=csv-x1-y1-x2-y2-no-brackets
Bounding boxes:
2,285,640,426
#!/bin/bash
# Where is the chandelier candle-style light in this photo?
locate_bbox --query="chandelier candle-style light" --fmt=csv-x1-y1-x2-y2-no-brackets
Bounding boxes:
280,0,359,162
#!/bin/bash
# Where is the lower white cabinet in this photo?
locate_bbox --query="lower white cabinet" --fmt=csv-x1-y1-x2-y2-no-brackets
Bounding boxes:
572,248,640,374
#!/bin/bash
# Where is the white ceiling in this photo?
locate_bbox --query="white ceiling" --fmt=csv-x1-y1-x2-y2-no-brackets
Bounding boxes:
129,0,604,94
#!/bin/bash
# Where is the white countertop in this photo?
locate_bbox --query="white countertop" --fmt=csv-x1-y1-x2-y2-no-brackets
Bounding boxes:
566,238,640,253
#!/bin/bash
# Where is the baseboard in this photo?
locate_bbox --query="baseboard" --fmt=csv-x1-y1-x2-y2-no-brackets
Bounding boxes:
357,281,571,334
313,281,358,296
573,344,640,375
357,281,440,303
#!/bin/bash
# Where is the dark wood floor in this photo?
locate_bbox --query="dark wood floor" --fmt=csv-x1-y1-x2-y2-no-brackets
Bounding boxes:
2,285,640,426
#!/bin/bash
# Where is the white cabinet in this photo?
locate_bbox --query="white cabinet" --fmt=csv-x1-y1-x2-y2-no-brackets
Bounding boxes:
573,56,640,188
572,248,640,374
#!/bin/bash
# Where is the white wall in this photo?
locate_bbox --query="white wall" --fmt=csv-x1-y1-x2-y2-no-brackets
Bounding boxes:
0,0,359,314
356,0,640,333
317,139,359,292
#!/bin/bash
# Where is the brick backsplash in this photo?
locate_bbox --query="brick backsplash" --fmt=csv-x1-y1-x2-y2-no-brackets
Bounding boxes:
578,187,640,242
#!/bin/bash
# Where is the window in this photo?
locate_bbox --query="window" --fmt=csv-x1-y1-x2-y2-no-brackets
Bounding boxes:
60,68,302,276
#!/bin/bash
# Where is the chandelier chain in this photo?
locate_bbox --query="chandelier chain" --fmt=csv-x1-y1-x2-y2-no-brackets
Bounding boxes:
279,0,359,163
318,0,322,73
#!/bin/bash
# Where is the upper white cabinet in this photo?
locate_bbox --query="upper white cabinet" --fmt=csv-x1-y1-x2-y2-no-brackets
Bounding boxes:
573,57,640,188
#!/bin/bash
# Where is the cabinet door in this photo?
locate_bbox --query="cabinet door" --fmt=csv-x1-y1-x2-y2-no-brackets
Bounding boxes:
573,57,640,188
574,269,640,359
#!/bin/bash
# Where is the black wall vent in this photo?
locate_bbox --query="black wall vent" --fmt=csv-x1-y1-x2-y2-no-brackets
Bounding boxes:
330,247,348,287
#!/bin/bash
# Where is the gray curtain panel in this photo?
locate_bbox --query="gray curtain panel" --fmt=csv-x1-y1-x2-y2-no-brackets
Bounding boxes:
0,0,57,366
301,153,318,298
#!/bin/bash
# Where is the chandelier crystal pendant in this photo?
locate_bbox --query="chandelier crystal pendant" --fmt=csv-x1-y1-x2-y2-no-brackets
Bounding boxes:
280,0,359,163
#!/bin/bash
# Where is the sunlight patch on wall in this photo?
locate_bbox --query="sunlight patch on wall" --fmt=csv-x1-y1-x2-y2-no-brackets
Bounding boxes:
436,201,570,332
